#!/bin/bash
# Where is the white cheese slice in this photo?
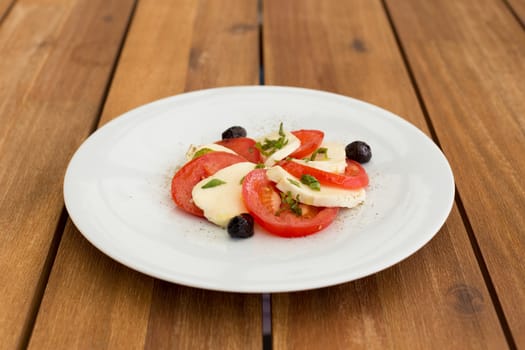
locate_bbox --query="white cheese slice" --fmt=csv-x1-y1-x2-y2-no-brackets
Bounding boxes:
185,143,237,161
292,142,347,174
259,130,301,166
266,165,365,208
191,162,255,227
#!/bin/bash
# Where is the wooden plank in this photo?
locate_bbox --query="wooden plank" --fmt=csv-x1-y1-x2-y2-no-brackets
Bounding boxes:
30,223,154,349
100,0,258,124
29,0,261,349
0,0,135,348
264,0,508,348
385,0,525,346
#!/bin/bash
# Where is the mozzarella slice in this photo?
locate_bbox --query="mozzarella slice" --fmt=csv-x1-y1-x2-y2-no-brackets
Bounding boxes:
185,143,237,161
192,162,255,227
292,142,347,174
258,130,301,166
266,166,365,208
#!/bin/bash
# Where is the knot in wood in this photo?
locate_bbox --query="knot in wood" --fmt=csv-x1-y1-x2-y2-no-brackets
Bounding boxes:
446,284,484,315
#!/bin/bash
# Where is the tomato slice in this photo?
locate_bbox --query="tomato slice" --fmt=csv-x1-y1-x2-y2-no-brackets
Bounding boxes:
171,152,246,216
216,137,263,163
279,159,369,189
288,130,324,159
242,169,339,237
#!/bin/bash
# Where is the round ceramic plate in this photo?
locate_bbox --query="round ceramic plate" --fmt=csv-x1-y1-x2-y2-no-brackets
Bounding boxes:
64,86,454,293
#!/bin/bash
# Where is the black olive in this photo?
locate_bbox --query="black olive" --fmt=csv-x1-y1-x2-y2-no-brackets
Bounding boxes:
345,141,372,163
227,213,254,238
222,126,247,139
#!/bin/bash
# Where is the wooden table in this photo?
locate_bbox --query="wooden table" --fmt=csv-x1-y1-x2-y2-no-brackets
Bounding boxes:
1,0,524,348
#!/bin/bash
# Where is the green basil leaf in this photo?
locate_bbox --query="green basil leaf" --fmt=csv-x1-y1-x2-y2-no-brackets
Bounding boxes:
276,191,302,216
288,178,301,187
300,174,321,191
310,147,328,161
202,178,226,189
255,123,289,156
192,147,213,159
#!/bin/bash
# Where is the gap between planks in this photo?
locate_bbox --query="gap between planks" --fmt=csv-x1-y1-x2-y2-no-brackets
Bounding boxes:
258,0,265,85
0,0,16,25
258,1,272,349
453,189,518,350
502,0,525,30
380,0,518,348
18,209,69,350
257,1,272,348
86,0,139,133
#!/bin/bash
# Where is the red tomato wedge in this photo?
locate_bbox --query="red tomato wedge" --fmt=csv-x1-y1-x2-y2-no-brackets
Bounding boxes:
242,169,339,237
171,152,246,216
288,130,324,159
216,137,263,163
279,159,369,189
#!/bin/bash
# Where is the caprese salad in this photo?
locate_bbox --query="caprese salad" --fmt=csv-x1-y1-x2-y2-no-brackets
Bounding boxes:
170,123,372,238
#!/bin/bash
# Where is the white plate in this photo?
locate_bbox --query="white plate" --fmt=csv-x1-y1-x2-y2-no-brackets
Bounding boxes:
64,86,454,293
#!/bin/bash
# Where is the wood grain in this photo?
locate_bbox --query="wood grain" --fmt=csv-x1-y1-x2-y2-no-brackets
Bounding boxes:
145,281,261,349
386,0,525,346
100,0,259,125
0,0,135,348
30,224,154,349
264,0,508,348
29,0,261,349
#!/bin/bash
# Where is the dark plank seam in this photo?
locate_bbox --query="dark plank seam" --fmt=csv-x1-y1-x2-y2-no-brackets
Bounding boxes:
258,0,265,86
88,0,139,133
380,0,517,348
258,1,272,349
263,294,272,350
502,0,525,30
18,209,69,350
19,1,140,348
0,0,16,26
454,190,517,350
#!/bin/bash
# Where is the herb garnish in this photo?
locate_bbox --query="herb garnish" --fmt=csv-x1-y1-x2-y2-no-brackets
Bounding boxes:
255,123,289,156
254,163,266,169
300,174,321,191
192,147,213,159
276,191,302,216
310,147,328,161
202,178,226,189
288,178,301,187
